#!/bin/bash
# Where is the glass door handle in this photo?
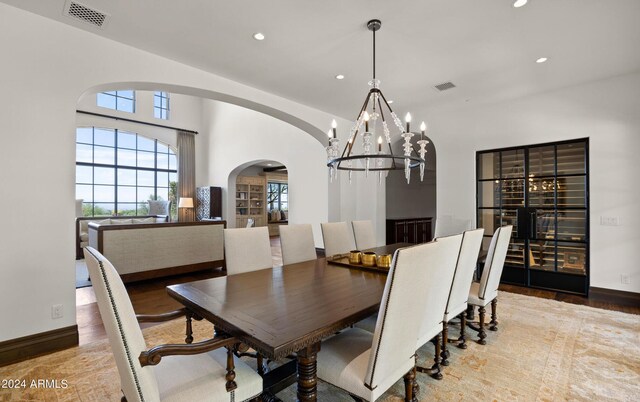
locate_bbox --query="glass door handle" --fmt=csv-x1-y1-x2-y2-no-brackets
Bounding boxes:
529,212,536,240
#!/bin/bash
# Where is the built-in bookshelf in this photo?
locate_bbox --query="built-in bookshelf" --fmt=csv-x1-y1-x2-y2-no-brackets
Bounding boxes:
476,138,589,295
235,176,266,228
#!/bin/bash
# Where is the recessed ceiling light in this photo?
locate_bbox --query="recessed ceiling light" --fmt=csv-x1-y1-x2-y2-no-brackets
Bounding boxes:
513,0,528,7
536,57,548,63
253,32,265,41
335,74,345,80
387,100,394,104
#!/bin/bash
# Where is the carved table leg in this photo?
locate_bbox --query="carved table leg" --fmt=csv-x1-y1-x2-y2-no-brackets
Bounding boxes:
297,342,321,402
441,322,450,366
489,298,498,331
458,313,467,349
478,306,487,345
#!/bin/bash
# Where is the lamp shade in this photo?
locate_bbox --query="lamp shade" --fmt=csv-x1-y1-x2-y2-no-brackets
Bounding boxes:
178,197,194,208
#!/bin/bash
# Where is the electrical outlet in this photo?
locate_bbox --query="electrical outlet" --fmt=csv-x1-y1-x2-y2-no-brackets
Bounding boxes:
621,275,631,285
51,304,64,319
600,216,619,226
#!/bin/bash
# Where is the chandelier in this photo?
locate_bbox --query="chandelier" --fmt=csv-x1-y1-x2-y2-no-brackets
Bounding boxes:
326,19,428,185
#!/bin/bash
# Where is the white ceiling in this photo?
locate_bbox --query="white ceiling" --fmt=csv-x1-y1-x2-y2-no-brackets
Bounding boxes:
4,0,640,120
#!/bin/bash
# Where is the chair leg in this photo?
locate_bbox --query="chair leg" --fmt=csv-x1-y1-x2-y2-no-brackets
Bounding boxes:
257,354,265,376
185,312,194,344
403,365,418,402
489,298,499,331
458,312,467,349
478,306,487,345
466,304,474,320
431,333,443,380
412,365,420,398
441,322,449,366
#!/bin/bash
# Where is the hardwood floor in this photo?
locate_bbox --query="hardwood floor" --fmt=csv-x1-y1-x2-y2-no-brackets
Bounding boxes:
498,283,640,315
76,237,638,346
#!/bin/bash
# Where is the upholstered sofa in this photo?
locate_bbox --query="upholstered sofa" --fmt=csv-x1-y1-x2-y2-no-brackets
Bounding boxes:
87,220,226,282
75,215,168,259
267,209,288,236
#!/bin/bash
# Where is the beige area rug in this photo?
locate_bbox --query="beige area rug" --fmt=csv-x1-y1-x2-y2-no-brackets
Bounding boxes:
1,291,638,401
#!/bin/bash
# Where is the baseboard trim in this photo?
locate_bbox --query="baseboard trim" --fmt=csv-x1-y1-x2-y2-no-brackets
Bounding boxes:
0,325,79,367
590,287,640,307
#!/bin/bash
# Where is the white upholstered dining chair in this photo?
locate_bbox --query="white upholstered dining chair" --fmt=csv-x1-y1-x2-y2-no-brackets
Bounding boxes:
224,227,273,275
83,247,262,402
352,234,463,380
354,234,463,374
316,241,450,401
279,224,317,265
466,225,513,345
321,221,357,257
413,233,463,380
352,220,377,250
439,228,484,367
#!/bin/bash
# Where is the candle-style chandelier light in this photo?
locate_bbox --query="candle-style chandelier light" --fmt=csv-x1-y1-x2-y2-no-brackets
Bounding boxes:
326,19,429,184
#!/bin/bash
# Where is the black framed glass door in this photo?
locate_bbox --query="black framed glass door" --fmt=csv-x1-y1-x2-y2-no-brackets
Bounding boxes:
476,139,589,295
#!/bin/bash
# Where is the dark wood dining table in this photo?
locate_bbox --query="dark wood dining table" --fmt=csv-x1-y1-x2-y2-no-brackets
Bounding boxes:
167,243,411,402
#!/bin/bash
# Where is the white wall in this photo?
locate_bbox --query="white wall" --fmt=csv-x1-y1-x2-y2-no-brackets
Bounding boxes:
386,171,437,219
385,136,437,221
203,100,328,246
0,4,374,342
429,71,640,293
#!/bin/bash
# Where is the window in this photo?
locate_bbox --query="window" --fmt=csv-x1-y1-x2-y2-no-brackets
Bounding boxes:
267,182,288,211
76,127,177,219
97,90,135,113
154,92,169,119
154,91,170,119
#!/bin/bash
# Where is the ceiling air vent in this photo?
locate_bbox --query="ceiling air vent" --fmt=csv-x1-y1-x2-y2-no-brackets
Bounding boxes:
64,1,110,29
434,82,456,92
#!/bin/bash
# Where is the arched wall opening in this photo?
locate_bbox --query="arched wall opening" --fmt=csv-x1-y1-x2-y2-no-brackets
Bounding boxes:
227,160,288,230
76,83,329,247
208,100,327,246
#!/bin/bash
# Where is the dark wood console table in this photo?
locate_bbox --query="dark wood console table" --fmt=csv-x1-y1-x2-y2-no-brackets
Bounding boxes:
386,217,433,244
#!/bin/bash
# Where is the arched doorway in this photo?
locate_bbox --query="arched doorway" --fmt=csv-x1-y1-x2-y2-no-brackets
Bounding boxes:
227,160,288,232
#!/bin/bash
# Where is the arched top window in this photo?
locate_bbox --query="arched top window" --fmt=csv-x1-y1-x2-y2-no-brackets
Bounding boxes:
97,90,135,113
75,127,177,219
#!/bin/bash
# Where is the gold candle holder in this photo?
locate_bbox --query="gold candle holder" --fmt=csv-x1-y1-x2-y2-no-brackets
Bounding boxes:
376,254,392,268
348,250,362,264
361,252,377,267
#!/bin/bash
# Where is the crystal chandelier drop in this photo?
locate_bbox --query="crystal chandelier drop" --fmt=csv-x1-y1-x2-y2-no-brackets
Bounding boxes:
326,19,429,185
